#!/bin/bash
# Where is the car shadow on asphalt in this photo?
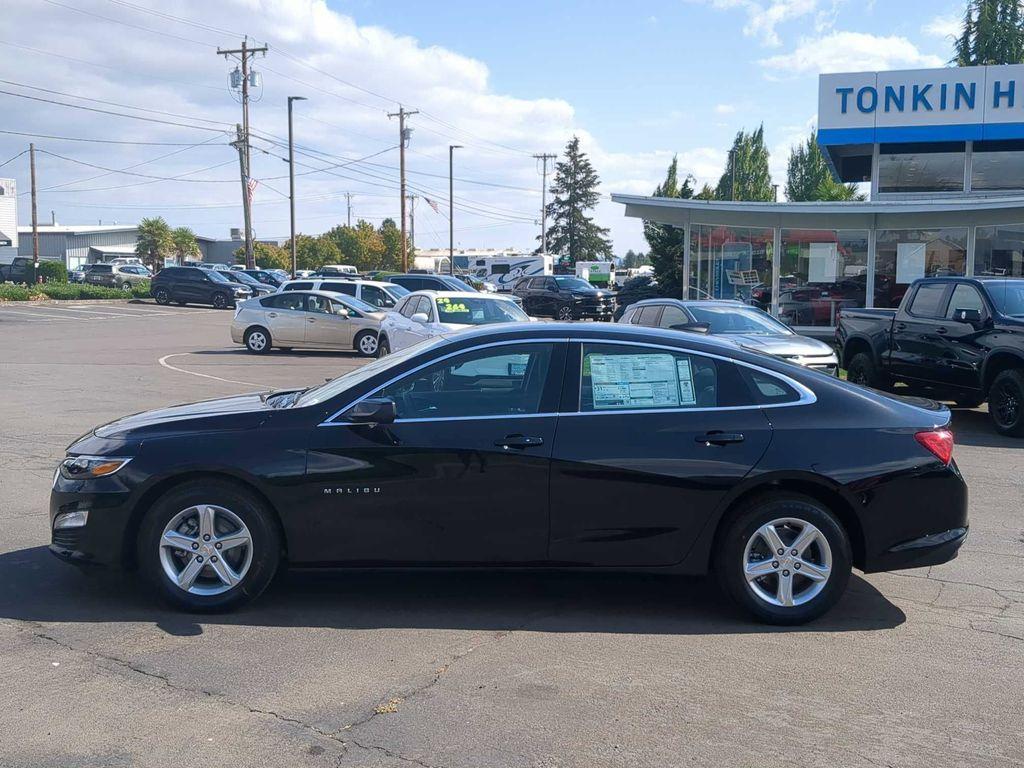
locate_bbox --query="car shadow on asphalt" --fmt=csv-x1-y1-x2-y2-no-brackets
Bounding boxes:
948,408,1022,449
0,546,905,636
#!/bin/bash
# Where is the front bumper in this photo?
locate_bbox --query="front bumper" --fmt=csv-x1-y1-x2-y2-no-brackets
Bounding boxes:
575,300,616,319
49,473,137,568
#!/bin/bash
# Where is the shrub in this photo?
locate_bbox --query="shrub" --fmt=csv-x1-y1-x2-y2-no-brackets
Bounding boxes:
38,284,127,300
613,275,661,319
38,260,68,283
0,284,37,301
130,280,151,299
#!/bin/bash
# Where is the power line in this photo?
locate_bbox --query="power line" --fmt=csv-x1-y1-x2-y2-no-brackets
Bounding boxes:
37,149,236,183
41,0,215,48
0,128,220,146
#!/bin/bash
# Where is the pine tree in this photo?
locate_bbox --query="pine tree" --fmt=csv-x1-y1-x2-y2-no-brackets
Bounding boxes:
954,0,1024,65
644,156,694,298
541,136,612,267
785,130,865,202
715,126,774,202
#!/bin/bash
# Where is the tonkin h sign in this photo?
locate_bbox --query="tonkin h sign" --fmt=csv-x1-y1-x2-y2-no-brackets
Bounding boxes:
818,64,1024,146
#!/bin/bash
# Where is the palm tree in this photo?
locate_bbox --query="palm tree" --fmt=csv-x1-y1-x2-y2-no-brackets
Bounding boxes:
135,217,173,271
171,226,201,263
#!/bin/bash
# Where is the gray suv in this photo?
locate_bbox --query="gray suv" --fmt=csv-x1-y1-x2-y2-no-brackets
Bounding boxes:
84,263,152,291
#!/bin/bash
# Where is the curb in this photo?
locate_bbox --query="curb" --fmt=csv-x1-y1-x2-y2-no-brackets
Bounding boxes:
0,297,150,307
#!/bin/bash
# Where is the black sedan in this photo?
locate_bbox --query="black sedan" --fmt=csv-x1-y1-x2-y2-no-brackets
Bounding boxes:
49,323,967,624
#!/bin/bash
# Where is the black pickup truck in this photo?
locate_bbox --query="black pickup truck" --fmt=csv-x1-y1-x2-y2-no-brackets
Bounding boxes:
837,277,1024,436
0,256,37,284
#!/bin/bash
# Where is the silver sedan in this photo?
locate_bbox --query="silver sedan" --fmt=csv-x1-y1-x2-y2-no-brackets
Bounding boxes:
231,290,386,356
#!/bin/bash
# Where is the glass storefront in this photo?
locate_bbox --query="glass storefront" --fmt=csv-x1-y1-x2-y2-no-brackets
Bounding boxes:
877,142,966,194
689,225,773,309
874,229,967,308
976,224,1024,277
778,229,868,327
971,141,1024,192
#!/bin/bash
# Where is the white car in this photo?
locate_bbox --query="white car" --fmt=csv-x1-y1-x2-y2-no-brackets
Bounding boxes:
377,290,531,356
278,278,410,310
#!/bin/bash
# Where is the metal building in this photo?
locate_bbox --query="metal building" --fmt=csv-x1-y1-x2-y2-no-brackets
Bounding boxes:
16,224,138,269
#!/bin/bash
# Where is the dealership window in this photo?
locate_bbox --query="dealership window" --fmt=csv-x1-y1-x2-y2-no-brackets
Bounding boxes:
874,229,967,308
974,224,1024,277
877,142,965,194
779,229,868,327
971,141,1024,192
689,225,774,308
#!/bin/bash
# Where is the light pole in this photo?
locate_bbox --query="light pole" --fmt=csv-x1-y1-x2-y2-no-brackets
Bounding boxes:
287,96,307,278
449,144,462,275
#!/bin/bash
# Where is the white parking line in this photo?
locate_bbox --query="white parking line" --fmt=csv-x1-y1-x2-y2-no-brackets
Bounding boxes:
158,353,265,388
0,308,87,321
42,305,141,318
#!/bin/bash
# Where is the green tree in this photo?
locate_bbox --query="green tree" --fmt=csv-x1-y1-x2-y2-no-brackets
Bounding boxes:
541,135,613,266
170,226,200,263
644,156,694,298
715,126,774,202
235,241,290,271
378,218,405,272
292,234,342,272
785,130,865,202
621,250,649,269
135,216,173,270
322,221,386,272
954,0,1024,65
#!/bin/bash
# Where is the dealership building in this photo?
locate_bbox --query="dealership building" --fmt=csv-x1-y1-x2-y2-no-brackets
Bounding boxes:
614,63,1024,334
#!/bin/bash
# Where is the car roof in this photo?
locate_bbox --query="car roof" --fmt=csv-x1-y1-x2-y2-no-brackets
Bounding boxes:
630,298,747,309
404,290,498,300
284,278,398,288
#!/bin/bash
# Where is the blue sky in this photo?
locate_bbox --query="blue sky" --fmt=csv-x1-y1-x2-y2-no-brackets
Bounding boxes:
1,0,967,253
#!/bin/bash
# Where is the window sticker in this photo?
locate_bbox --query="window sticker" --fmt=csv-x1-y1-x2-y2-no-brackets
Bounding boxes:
676,358,696,405
588,353,681,410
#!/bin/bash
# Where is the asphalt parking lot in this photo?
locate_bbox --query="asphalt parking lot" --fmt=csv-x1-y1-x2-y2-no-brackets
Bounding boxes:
1,299,1022,768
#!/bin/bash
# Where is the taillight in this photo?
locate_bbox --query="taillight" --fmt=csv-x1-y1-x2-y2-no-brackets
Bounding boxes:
915,429,953,465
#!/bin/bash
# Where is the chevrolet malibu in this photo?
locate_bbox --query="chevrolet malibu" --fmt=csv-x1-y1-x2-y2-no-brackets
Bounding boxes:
49,323,967,624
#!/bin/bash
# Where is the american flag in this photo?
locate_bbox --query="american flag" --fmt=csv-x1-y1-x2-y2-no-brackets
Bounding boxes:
425,197,440,214
247,178,259,205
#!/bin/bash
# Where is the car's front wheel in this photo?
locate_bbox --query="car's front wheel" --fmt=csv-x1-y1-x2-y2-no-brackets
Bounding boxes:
153,288,170,305
989,369,1024,437
716,493,851,625
354,330,379,357
557,304,575,321
138,479,281,612
121,281,132,292
211,292,228,309
376,335,391,358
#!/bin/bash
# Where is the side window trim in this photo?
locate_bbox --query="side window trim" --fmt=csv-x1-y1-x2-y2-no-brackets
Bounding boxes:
562,338,816,415
318,339,570,426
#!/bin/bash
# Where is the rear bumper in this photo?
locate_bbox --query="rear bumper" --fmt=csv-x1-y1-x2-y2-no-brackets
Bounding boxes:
863,526,968,573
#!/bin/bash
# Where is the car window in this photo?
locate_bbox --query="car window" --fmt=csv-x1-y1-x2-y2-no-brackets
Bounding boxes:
412,297,432,319
306,294,335,314
659,305,690,329
361,285,394,308
741,368,802,405
545,278,558,291
262,293,306,311
182,269,203,282
908,283,949,318
285,281,314,291
384,283,410,298
687,305,793,335
619,308,638,324
374,343,555,420
581,344,722,411
945,284,986,319
322,282,357,296
434,296,529,325
637,306,663,326
398,297,418,318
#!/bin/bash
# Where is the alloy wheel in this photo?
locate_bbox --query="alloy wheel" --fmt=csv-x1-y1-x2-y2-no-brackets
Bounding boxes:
358,333,379,356
994,382,1020,427
247,331,267,352
158,504,253,596
557,305,574,321
742,517,832,608
213,293,227,309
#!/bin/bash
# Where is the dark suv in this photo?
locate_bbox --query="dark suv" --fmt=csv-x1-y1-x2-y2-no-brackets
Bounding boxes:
387,273,478,293
151,266,251,309
512,275,616,320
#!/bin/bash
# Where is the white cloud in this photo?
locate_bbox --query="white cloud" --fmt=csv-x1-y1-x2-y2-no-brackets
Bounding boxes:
704,0,820,47
714,103,737,115
759,31,945,74
922,13,961,41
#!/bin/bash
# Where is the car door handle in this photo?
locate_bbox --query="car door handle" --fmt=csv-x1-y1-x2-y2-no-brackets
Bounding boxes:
895,322,907,331
268,312,277,318
936,326,948,334
307,318,316,323
494,434,544,449
697,431,745,446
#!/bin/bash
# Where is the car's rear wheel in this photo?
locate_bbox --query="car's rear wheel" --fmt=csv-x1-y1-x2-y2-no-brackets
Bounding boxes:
716,493,851,625
244,326,271,354
153,288,170,305
557,304,575,321
211,292,228,309
138,480,281,612
989,369,1024,437
354,330,379,357
377,335,391,358
846,352,880,388
121,281,132,292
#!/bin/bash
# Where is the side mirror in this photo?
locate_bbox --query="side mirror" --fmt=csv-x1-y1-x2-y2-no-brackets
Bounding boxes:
335,307,350,318
411,312,429,324
669,322,711,334
953,307,982,324
346,397,396,424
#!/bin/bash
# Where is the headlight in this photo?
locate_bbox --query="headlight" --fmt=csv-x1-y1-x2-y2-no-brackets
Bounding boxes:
59,456,132,480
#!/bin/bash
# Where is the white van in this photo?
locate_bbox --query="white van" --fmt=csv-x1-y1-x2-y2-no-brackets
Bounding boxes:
317,264,359,277
279,278,409,310
469,254,552,292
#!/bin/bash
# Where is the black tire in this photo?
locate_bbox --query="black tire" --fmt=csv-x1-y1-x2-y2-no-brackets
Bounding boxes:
716,493,852,625
557,304,575,321
376,335,391,358
244,326,272,354
211,292,228,309
138,479,281,612
121,282,132,292
354,330,379,358
153,288,170,305
989,369,1024,437
846,352,881,389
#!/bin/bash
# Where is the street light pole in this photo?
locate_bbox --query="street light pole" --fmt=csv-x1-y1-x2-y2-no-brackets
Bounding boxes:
287,96,307,279
449,144,461,275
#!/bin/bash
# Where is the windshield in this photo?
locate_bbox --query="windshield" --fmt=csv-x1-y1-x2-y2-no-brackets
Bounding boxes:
384,283,410,298
296,335,448,407
206,269,231,283
687,304,793,335
553,276,594,291
435,296,529,325
986,280,1024,317
335,294,379,314
442,276,477,292
231,271,261,287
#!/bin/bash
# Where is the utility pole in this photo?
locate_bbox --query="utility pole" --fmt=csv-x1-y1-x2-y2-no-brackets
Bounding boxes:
287,95,306,279
533,153,557,255
219,39,267,269
407,195,416,252
387,106,418,272
345,192,352,227
449,144,462,275
29,143,39,281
